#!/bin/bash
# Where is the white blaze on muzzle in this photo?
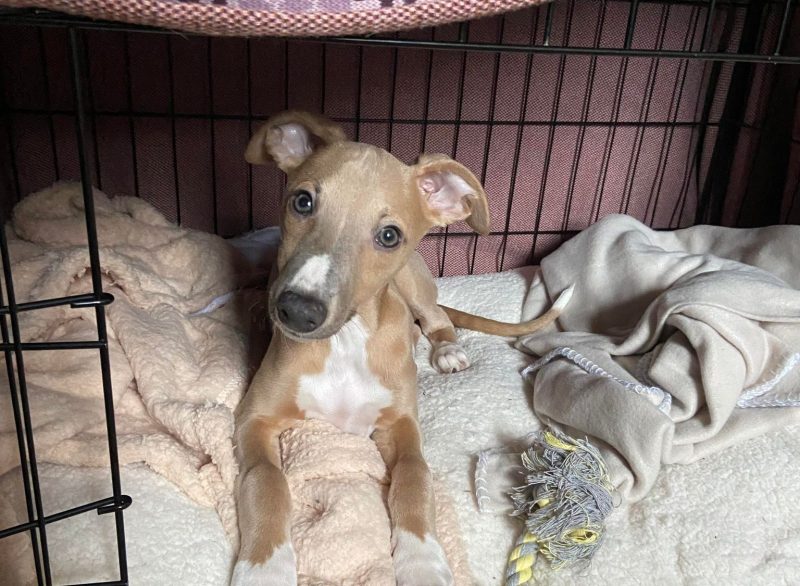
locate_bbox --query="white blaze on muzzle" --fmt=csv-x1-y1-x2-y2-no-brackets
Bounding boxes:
288,254,332,296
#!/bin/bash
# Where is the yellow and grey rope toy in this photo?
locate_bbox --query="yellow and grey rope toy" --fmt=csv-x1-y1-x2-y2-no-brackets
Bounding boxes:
506,429,614,585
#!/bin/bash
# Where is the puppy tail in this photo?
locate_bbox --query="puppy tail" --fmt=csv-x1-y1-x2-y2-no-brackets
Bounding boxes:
439,284,574,337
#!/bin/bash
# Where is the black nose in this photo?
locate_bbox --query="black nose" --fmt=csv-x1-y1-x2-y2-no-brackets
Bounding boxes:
275,290,328,334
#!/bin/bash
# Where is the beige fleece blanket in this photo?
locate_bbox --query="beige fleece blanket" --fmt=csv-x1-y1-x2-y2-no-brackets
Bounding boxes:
0,183,470,584
518,214,800,501
282,419,472,585
0,182,258,545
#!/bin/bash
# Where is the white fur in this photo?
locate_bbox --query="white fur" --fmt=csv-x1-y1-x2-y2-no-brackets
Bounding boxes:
231,543,297,586
392,529,453,586
289,254,331,294
296,316,392,436
432,342,470,374
552,283,575,312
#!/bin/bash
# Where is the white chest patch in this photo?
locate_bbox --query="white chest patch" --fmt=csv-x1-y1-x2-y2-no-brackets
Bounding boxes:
296,316,392,436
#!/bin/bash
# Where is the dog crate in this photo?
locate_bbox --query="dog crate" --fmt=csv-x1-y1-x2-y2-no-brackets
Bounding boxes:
0,0,798,583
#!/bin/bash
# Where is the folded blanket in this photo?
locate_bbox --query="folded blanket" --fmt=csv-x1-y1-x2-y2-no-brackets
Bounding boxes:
282,419,472,585
518,215,800,501
0,182,262,548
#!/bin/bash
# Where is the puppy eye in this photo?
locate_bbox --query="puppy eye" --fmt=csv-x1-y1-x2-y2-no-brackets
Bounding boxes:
376,226,402,249
292,190,314,216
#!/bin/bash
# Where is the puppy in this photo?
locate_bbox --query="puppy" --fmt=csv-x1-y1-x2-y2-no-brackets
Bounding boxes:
232,111,571,585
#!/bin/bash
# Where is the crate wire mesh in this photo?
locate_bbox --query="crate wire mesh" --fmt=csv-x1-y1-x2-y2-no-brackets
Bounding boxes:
0,27,131,586
2,1,798,280
0,0,798,584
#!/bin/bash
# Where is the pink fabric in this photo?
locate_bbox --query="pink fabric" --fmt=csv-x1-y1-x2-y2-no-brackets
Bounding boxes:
1,0,551,37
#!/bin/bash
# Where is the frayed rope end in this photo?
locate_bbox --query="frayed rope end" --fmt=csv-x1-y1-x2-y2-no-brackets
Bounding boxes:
505,428,615,585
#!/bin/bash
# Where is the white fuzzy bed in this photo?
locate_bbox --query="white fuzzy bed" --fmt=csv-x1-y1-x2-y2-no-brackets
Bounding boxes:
5,267,799,585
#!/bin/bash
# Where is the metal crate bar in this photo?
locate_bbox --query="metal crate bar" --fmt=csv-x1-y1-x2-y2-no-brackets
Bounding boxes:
65,581,127,586
0,308,43,580
0,218,52,583
0,340,106,351
323,35,800,64
0,496,132,540
0,107,727,127
0,20,133,584
67,26,130,586
0,292,114,316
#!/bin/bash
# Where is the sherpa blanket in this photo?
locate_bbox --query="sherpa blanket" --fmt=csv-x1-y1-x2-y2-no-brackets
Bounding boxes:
0,0,552,38
0,182,258,552
517,214,800,501
3,264,799,584
281,419,472,585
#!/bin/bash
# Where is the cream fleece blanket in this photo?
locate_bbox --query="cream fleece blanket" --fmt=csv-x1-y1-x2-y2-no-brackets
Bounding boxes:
517,214,800,501
0,183,257,550
0,183,470,585
282,419,471,585
2,265,799,584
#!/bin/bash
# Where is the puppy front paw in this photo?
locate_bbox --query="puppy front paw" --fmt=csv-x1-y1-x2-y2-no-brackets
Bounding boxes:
392,529,454,586
231,543,297,586
432,342,470,374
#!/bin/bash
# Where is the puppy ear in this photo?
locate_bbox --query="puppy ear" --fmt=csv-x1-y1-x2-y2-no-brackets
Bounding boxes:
414,154,491,236
245,110,346,172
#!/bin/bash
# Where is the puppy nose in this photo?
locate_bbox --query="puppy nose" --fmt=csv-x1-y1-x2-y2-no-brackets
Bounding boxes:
276,290,328,333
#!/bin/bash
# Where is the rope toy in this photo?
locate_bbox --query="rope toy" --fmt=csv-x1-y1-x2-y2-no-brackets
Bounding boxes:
505,429,615,585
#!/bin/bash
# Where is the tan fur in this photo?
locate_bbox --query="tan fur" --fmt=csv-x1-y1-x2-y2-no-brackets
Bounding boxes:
428,326,458,345
392,252,460,360
234,111,567,579
372,415,435,540
235,416,294,564
440,303,564,336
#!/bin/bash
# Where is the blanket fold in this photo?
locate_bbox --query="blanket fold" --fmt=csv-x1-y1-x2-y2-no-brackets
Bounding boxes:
281,419,472,586
0,182,261,545
518,215,800,501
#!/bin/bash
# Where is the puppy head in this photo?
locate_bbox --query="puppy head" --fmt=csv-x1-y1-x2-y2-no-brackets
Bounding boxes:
246,110,490,340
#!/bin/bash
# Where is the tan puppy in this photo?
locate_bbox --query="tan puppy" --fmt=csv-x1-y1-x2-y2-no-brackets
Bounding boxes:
232,111,571,585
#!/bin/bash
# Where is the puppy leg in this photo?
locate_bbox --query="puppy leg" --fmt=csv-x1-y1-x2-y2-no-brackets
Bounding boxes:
232,417,296,586
374,416,453,586
393,252,470,373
